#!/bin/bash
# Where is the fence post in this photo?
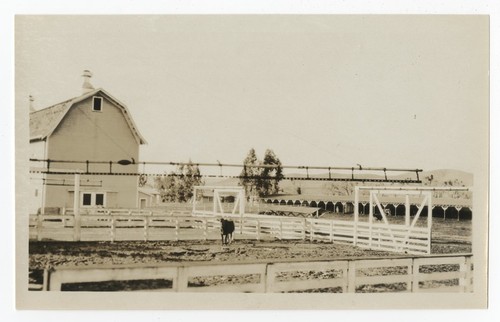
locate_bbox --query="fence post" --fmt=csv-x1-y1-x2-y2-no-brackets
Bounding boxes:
42,268,49,291
460,256,473,292
310,220,314,242
279,219,283,240
74,214,81,242
48,271,62,291
36,214,42,241
256,220,260,241
175,266,188,292
265,263,275,293
175,219,179,241
203,219,208,241
412,258,420,293
341,264,348,293
406,261,412,292
110,216,115,242
347,260,356,293
144,217,149,242
330,221,334,243
302,219,306,241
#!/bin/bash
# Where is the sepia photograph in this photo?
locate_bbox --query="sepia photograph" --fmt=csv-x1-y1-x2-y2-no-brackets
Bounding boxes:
13,13,490,311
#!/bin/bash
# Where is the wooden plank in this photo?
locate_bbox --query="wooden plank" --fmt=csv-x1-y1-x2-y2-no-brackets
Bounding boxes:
354,258,412,269
355,274,411,286
51,266,179,284
186,283,264,293
414,256,466,266
332,236,354,243
272,278,344,292
418,285,463,293
185,263,266,277
271,261,348,272
416,271,464,282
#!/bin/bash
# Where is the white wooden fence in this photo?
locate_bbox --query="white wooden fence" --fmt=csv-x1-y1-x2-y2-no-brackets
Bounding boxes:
38,254,473,293
29,211,431,254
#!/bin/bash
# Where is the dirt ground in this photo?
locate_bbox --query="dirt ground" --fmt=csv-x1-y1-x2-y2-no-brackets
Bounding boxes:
29,215,472,269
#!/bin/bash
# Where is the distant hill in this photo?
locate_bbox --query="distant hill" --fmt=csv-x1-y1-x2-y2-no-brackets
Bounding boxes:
279,169,472,196
201,169,472,197
416,169,472,186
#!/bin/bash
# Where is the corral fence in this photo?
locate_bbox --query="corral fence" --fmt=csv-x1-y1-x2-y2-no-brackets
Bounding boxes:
34,253,473,293
29,210,431,254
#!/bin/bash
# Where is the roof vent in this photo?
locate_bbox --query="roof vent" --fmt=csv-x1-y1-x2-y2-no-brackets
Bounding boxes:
82,70,94,94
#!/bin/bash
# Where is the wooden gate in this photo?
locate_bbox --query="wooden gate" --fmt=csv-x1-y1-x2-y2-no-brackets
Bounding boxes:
354,186,432,254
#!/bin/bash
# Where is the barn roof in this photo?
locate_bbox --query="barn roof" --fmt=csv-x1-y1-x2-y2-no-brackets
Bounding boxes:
29,88,147,145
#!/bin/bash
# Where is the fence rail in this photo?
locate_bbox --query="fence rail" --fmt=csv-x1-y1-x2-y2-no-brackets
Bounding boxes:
29,210,431,254
39,254,472,293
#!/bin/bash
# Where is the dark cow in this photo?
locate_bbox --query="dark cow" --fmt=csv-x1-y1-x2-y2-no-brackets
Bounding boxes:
373,213,383,221
220,218,235,246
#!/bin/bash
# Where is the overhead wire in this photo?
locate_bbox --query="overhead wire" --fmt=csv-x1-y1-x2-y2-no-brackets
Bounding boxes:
29,158,423,183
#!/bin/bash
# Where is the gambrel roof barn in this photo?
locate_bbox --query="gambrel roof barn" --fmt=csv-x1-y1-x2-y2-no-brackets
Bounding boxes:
29,71,147,214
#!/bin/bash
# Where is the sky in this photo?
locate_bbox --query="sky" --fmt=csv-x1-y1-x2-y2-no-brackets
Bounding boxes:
15,15,489,176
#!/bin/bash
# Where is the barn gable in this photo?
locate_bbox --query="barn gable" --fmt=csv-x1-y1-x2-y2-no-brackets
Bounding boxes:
29,88,147,145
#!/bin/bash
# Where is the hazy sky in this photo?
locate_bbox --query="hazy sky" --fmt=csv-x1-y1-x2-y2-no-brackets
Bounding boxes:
16,15,489,175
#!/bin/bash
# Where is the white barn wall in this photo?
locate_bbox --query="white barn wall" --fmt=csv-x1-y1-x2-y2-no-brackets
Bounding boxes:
29,140,46,214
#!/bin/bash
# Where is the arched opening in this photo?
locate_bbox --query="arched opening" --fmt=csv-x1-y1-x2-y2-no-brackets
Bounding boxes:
460,207,472,220
433,207,445,219
335,202,344,213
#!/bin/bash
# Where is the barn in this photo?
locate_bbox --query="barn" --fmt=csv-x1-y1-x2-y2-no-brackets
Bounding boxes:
29,71,147,214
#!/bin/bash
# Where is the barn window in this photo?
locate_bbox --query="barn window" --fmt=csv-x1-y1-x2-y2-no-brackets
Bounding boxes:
82,193,92,206
81,192,106,207
92,96,103,111
95,193,104,206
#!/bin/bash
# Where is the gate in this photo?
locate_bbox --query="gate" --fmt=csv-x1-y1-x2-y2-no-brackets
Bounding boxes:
354,186,432,254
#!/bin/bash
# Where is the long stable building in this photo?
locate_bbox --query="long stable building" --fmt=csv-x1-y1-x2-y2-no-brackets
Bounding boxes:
263,193,472,220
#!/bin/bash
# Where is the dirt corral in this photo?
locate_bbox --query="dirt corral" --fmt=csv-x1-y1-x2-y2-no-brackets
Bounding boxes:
29,217,472,292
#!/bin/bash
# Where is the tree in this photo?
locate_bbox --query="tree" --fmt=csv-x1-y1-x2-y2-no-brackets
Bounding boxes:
258,149,284,196
239,148,284,199
154,160,203,202
239,148,260,199
155,173,176,202
328,181,355,196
